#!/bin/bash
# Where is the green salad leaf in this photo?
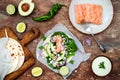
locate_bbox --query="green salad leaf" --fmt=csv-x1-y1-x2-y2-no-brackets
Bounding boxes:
39,46,44,50
69,60,74,64
42,35,46,41
66,38,77,52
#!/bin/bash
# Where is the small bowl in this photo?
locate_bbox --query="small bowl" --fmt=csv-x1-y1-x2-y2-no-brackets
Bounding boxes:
91,55,112,77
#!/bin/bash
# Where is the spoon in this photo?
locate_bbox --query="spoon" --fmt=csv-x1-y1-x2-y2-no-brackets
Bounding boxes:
83,24,106,53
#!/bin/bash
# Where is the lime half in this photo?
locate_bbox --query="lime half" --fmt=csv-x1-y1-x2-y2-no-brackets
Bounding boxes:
31,67,43,77
6,4,16,15
59,66,69,76
16,22,26,33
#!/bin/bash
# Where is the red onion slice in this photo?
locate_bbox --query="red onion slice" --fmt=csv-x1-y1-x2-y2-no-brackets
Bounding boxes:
82,37,92,46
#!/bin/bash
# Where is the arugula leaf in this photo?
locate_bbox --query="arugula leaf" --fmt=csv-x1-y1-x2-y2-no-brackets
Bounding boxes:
42,35,46,41
69,60,74,64
66,38,77,52
66,52,75,59
99,61,105,69
39,46,44,50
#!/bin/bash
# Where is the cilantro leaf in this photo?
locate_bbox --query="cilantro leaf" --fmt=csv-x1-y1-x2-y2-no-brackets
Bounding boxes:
39,46,44,50
99,61,105,69
42,35,46,41
69,60,74,64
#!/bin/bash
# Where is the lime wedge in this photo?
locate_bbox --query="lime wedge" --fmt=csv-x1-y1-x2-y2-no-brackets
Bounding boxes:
59,66,69,76
31,67,43,77
16,22,26,33
6,4,16,15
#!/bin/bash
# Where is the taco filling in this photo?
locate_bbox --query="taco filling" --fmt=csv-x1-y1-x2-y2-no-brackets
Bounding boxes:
39,31,77,69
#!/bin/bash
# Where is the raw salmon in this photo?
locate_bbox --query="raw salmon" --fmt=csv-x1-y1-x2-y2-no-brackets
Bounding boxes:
74,4,102,24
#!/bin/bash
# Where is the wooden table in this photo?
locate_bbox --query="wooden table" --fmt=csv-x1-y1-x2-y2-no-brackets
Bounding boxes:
0,0,120,80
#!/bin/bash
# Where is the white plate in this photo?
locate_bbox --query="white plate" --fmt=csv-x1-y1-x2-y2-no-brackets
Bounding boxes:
69,0,113,34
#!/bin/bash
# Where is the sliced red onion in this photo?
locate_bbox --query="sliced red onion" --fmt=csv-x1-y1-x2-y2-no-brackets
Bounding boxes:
82,37,92,46
54,56,58,60
61,45,65,51
50,36,56,42
59,60,66,67
40,51,46,57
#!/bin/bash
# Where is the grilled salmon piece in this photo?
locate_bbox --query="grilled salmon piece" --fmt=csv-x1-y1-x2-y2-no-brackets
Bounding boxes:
56,35,63,53
74,4,102,24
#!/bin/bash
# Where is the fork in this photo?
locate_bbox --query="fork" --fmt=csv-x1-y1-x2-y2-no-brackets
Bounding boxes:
82,24,106,53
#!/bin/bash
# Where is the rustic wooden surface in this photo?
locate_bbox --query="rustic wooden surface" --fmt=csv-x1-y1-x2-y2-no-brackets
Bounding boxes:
0,0,120,80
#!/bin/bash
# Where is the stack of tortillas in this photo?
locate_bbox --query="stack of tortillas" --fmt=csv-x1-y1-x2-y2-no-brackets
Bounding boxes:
0,37,24,80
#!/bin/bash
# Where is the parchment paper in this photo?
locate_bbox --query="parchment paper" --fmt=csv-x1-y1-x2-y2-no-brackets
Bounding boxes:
36,23,91,79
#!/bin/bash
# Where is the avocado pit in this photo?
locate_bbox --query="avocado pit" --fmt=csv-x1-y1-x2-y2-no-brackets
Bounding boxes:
22,3,29,12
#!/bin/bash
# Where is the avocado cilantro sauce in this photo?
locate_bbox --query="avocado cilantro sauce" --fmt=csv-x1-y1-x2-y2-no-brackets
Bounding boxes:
39,31,77,69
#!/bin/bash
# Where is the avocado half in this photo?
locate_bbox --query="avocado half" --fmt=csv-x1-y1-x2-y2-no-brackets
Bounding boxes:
18,0,35,16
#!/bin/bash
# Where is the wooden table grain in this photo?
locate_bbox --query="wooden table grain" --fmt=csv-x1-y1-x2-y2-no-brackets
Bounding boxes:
0,0,120,80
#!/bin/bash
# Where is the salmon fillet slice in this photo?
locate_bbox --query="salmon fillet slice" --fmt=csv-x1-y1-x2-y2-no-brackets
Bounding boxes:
74,4,102,24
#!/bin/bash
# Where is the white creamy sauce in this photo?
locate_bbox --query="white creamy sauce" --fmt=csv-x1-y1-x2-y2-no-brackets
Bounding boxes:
92,56,112,76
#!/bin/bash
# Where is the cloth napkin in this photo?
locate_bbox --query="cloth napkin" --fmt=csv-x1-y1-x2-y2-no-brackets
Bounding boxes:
0,38,12,80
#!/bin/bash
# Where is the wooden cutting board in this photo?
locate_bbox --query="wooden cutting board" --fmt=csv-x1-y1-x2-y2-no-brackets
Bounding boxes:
0,26,40,80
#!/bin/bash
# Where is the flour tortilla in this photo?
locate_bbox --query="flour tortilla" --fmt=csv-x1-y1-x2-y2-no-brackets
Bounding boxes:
0,37,24,80
6,38,24,74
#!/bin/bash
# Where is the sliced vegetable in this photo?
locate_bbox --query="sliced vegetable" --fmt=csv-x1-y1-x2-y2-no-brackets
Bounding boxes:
59,66,69,76
6,4,16,15
16,22,26,33
32,3,63,22
82,37,92,46
31,67,43,77
18,0,35,16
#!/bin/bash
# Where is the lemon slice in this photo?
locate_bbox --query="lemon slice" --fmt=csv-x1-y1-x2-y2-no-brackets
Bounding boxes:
16,22,26,33
6,4,16,15
59,66,69,76
31,67,43,77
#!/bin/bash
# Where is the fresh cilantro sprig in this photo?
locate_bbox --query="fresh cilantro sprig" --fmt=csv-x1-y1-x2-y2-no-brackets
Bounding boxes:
69,60,74,64
99,61,105,69
42,35,46,41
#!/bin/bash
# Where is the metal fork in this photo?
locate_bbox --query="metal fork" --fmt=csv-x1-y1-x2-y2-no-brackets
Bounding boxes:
82,24,106,53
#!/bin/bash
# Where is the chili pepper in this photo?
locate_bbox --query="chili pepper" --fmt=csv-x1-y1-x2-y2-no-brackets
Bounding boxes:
32,3,63,22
